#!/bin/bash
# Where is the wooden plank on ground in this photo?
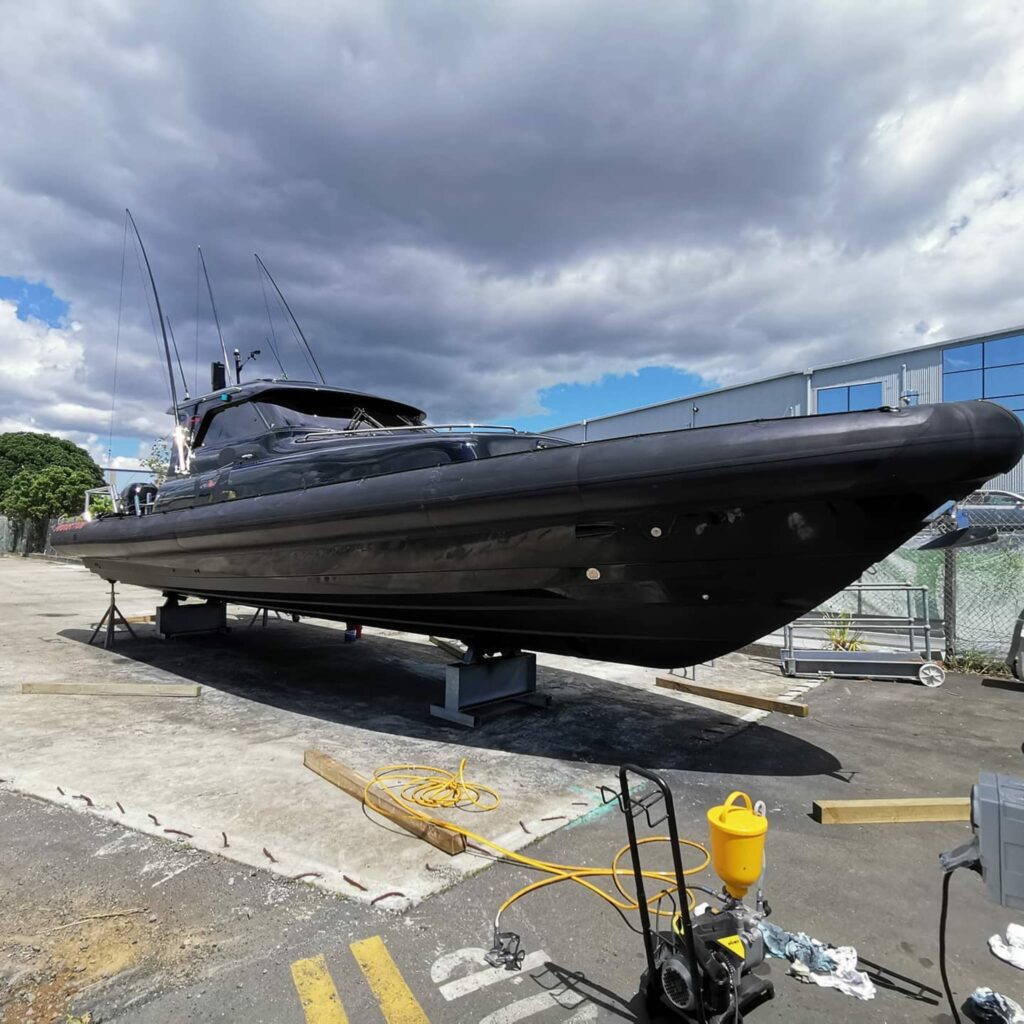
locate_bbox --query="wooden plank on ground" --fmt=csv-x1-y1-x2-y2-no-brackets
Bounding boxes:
812,797,971,825
89,614,154,627
303,749,465,856
655,676,810,717
22,681,200,697
428,636,467,660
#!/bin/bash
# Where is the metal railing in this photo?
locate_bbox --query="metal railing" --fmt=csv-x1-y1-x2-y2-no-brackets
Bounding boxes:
781,583,935,660
294,424,570,443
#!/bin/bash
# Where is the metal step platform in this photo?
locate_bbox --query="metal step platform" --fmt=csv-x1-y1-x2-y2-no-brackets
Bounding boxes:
781,648,946,687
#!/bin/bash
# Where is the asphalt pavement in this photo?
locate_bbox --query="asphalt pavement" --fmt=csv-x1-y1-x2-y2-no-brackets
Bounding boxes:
4,649,1024,1024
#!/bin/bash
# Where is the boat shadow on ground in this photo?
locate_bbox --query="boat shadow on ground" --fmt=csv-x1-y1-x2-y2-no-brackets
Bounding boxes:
59,618,840,775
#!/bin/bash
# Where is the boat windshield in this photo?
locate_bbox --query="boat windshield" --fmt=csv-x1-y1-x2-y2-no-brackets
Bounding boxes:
256,401,410,433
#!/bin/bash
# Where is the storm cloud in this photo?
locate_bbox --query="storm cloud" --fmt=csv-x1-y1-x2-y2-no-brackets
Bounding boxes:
1,1,1023,460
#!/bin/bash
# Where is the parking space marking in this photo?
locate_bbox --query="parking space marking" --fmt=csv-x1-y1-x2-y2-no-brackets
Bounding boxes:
350,934,431,1023
291,954,349,1024
477,985,591,1024
434,948,550,1001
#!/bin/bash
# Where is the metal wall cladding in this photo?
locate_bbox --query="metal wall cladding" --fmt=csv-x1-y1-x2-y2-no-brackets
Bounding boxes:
553,373,808,442
548,338,1022,488
550,352,948,443
809,347,942,408
547,347,998,471
987,461,1024,494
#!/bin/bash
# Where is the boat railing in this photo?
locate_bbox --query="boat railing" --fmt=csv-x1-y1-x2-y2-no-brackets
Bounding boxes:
295,423,556,442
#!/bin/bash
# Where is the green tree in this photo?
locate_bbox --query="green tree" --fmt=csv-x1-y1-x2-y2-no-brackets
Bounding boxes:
0,432,103,507
88,492,114,516
0,465,103,521
141,438,171,487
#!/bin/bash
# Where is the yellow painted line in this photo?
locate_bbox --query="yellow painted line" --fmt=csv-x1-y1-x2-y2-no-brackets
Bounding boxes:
350,935,431,1023
291,954,349,1024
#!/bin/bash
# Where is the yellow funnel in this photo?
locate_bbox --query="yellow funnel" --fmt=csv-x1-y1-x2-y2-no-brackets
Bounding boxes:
707,791,767,900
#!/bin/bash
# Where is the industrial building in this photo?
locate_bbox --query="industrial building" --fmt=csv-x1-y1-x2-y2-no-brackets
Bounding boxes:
554,324,1024,492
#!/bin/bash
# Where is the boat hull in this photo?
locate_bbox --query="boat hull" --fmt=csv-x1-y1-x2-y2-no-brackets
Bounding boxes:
52,402,1024,666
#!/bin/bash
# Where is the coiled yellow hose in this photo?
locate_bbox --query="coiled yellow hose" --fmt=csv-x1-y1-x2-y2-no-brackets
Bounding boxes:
366,761,710,929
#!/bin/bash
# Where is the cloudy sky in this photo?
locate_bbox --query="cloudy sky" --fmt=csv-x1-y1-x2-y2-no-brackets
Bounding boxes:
2,1,1024,468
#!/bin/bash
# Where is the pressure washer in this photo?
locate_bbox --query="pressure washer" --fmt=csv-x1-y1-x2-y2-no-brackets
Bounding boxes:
618,765,774,1023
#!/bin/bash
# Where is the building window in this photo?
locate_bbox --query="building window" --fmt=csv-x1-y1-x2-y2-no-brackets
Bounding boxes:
943,335,1024,418
816,382,883,414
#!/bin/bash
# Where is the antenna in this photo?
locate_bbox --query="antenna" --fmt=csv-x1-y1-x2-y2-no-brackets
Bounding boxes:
254,253,326,384
198,246,232,384
265,336,287,378
233,347,261,383
193,249,201,397
165,316,190,399
257,255,286,378
125,209,179,426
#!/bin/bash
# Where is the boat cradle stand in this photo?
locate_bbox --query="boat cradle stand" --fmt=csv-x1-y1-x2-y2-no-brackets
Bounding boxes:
429,648,550,728
156,595,228,639
89,580,137,650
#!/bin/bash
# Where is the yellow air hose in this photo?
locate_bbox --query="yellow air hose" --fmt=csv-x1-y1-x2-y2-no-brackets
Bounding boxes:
365,760,710,933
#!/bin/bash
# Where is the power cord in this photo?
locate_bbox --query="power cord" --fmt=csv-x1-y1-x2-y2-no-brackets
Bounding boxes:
728,959,741,1024
939,868,961,1024
937,835,982,1024
366,761,710,948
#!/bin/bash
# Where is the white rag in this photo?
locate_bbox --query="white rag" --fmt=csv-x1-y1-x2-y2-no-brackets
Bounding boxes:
990,923,1024,970
786,945,877,1001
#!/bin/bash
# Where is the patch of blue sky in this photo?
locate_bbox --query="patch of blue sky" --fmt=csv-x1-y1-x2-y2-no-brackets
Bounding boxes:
0,275,70,327
509,365,716,433
105,437,146,464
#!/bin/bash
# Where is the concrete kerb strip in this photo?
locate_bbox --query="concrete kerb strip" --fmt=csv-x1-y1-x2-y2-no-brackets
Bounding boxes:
0,777,422,909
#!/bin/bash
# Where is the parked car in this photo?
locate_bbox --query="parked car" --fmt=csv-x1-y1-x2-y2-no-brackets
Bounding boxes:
955,489,1024,531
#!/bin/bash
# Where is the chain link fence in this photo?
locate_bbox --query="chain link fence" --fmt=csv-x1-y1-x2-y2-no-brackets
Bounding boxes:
927,498,1024,661
813,497,1024,668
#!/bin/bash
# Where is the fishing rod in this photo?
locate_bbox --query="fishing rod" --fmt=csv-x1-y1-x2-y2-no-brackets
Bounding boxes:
198,246,232,384
125,209,179,431
254,252,326,384
165,316,190,399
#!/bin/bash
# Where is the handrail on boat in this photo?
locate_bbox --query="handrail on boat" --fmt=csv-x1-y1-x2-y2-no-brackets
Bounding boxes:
295,424,570,442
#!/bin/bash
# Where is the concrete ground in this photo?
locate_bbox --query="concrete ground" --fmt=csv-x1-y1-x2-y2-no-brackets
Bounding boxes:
2,557,1024,1023
0,560,812,907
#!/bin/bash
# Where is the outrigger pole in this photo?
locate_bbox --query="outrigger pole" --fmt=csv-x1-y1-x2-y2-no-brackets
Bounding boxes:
165,315,190,400
254,252,326,384
198,246,233,384
125,208,179,426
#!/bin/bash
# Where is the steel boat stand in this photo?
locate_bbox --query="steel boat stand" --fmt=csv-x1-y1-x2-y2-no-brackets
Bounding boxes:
155,594,228,638
429,646,550,727
88,580,137,650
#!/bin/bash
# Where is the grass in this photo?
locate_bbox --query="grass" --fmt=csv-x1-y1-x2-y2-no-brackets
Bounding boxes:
944,648,1012,678
824,611,864,652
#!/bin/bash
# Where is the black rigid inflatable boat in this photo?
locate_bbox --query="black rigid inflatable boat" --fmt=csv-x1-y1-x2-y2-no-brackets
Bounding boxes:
51,380,1024,666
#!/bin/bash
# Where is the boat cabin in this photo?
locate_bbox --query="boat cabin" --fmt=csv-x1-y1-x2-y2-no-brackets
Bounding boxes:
150,379,564,514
